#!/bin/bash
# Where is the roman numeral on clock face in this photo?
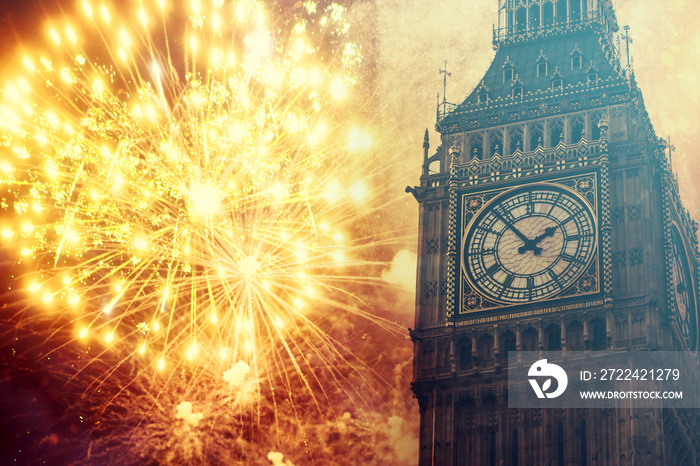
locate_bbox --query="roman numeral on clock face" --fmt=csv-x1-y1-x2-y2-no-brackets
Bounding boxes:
476,226,500,235
547,192,562,215
567,234,586,241
548,269,562,287
502,274,514,288
561,253,583,264
462,184,597,305
493,206,514,223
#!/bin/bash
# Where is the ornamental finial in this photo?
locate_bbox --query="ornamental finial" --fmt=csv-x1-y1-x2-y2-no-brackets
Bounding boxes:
597,114,610,140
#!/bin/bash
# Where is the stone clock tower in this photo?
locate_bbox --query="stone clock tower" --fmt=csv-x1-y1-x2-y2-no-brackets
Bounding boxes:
407,0,700,464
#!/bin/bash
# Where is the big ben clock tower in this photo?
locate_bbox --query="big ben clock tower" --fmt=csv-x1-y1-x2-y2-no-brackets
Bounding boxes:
408,0,700,464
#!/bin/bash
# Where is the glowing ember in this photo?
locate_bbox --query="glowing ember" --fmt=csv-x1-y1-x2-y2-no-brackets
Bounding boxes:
188,183,223,218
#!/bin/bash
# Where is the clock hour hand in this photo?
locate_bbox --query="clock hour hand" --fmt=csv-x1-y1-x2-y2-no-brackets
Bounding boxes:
518,226,557,256
532,226,557,246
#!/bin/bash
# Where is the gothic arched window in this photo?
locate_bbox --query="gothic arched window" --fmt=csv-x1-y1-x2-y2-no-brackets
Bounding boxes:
569,115,585,143
567,320,584,350
569,0,581,22
556,0,567,24
528,123,544,151
548,119,564,147
546,324,561,350
503,67,514,83
516,7,527,31
571,54,582,70
502,331,517,356
468,133,484,161
592,317,607,350
529,4,541,29
441,342,450,367
543,2,554,26
522,327,538,351
477,334,494,366
488,130,504,158
459,339,472,370
631,313,646,346
508,126,524,154
490,431,497,466
615,316,629,347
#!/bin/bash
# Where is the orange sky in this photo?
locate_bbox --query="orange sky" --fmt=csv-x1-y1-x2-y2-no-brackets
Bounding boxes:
361,0,700,225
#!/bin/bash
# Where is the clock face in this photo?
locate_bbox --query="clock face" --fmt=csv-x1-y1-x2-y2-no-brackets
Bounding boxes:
670,227,697,349
462,184,597,304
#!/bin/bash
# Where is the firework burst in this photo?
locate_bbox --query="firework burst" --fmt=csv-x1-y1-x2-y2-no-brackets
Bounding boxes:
0,0,409,461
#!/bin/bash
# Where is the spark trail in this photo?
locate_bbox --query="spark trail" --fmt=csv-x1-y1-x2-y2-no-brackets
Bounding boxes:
0,0,409,462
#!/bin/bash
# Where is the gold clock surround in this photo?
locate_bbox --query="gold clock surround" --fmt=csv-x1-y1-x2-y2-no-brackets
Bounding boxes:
459,178,600,313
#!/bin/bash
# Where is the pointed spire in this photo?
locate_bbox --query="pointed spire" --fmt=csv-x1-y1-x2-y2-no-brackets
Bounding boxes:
422,128,430,176
621,25,634,76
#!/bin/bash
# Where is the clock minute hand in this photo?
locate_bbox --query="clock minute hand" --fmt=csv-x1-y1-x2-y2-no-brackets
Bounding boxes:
494,211,531,245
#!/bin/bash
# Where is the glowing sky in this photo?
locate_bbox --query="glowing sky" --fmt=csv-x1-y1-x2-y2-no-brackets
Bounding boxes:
365,0,700,219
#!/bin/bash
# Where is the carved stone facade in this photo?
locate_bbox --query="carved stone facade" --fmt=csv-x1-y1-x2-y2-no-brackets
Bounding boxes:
408,1,700,464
